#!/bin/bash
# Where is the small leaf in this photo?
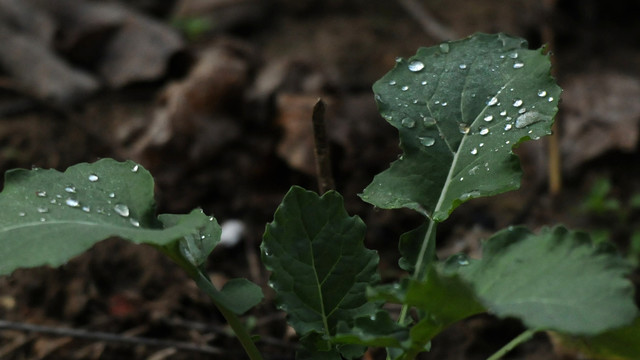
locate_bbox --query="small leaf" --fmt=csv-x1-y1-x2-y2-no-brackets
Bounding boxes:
455,226,638,335
0,159,212,275
217,278,264,315
262,186,380,356
333,310,409,348
553,316,640,359
360,33,561,221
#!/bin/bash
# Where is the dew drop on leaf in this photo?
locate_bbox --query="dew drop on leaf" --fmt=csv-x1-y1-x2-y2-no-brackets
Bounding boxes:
483,115,493,122
439,43,450,53
537,90,547,97
419,136,436,147
113,204,130,217
389,80,397,86
513,62,524,69
65,198,80,207
88,174,99,182
470,147,478,155
401,85,409,91
479,127,489,135
423,117,436,126
508,52,518,59
82,206,90,213
459,63,467,70
515,111,543,129
504,123,513,131
513,99,523,107
408,60,425,72
487,97,498,106
548,97,554,102
421,80,427,85
64,186,77,194
130,218,140,227
18,212,26,217
36,191,46,197
37,207,48,213
459,123,470,134
401,118,416,128
132,165,139,172
500,110,507,116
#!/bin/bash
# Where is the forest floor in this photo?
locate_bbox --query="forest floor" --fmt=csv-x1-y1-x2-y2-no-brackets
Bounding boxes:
1,1,640,359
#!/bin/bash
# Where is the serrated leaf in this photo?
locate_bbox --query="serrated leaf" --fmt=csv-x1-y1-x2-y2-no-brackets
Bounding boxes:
360,33,561,221
262,186,380,356
455,226,638,335
0,159,213,275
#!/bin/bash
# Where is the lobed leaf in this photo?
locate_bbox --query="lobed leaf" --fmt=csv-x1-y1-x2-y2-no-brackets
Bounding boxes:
452,226,638,335
0,159,214,275
262,186,380,358
360,33,561,222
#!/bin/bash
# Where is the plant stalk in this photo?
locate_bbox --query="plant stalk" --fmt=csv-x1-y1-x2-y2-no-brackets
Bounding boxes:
194,270,264,360
486,328,539,360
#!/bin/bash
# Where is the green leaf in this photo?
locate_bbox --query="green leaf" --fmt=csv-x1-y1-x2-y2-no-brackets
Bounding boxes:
360,33,561,221
333,310,409,348
455,226,638,335
0,159,212,275
553,316,640,359
262,186,380,356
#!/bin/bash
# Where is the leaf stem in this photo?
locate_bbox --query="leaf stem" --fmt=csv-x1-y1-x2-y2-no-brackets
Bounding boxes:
486,328,539,360
398,219,437,324
194,270,264,360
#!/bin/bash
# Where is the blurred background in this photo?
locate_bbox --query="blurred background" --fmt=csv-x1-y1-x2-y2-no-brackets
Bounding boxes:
0,0,639,359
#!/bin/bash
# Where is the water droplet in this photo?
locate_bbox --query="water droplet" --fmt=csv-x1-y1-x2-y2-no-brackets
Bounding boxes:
65,198,80,207
483,115,493,122
82,206,91,213
395,57,402,63
504,123,513,131
487,97,498,106
401,118,415,128
470,148,478,155
548,97,554,102
114,204,130,217
516,111,543,129
423,117,436,126
130,218,140,227
458,257,470,266
513,62,524,69
500,110,507,116
109,193,116,198
459,177,464,181
408,60,425,72
479,143,484,147
439,43,450,53
459,63,467,70
508,52,518,59
401,85,409,91
40,217,46,222
264,247,271,256
421,80,427,85
36,191,47,197
518,108,527,114
37,207,48,213
64,186,77,194
88,174,99,182
419,136,435,147
18,212,26,217
389,80,397,86
479,127,489,135
459,123,470,134
441,102,448,106
513,99,523,107
132,165,139,173
537,90,547,97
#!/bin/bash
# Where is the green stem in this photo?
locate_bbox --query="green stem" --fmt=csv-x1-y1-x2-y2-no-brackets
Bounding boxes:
194,270,264,360
486,328,539,360
398,219,437,324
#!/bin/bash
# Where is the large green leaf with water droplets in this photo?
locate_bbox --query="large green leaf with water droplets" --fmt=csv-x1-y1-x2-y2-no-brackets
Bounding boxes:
0,159,214,275
361,33,561,221
452,226,638,335
262,186,380,359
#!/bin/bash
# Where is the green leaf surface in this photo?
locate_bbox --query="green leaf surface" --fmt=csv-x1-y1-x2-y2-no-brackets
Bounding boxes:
262,186,380,355
333,310,409,349
454,226,638,335
554,316,640,359
360,33,561,221
0,159,213,275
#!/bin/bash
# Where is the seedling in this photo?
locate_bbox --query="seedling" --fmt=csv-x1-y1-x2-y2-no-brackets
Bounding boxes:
0,33,638,360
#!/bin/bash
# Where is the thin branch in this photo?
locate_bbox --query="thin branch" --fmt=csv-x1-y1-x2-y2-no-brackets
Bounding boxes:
311,99,335,194
397,0,456,41
0,320,227,356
